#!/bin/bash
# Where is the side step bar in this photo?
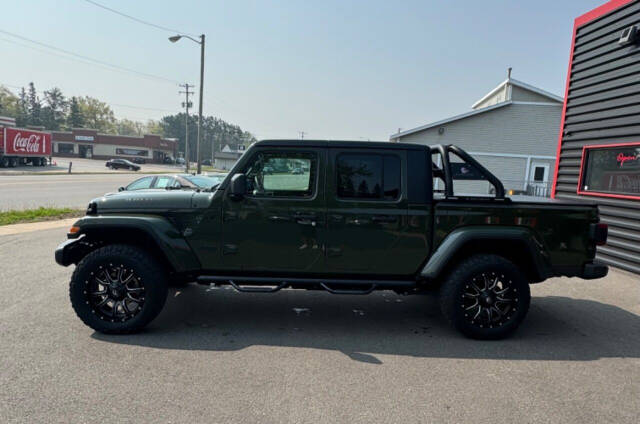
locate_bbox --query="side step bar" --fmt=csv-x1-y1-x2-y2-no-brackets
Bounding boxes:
196,275,417,295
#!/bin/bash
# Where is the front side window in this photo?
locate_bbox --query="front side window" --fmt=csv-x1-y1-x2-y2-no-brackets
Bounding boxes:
579,143,640,198
244,151,316,197
337,153,400,200
126,176,154,190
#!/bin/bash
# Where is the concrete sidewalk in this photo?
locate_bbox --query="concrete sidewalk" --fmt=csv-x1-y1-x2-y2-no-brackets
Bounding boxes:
0,217,77,236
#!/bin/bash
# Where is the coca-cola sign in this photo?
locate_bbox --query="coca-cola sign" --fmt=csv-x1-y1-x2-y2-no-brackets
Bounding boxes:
2,127,52,156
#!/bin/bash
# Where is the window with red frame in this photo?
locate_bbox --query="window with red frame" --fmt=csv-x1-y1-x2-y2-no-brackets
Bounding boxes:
578,143,640,199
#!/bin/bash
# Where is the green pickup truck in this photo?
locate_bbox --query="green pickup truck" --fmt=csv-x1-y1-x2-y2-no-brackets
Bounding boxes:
55,140,609,339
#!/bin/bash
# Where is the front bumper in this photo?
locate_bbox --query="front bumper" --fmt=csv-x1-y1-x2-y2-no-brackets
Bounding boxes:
580,262,609,280
55,236,85,267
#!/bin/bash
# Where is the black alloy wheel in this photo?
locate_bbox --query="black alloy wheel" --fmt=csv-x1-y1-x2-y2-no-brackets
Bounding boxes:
87,264,146,323
69,244,168,334
461,271,518,328
439,254,531,339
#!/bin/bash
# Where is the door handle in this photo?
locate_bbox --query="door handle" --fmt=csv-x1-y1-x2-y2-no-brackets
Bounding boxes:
348,217,369,226
371,215,398,223
268,215,291,222
293,213,317,227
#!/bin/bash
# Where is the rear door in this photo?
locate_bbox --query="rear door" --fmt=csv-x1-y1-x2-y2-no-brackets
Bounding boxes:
325,148,412,275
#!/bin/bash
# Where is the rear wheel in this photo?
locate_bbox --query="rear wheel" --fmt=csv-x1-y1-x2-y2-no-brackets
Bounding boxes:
69,244,168,334
439,254,531,340
0,156,8,167
9,157,18,167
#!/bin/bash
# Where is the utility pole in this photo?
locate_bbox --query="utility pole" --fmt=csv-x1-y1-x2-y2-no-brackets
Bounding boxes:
179,83,194,173
196,34,205,174
298,131,306,140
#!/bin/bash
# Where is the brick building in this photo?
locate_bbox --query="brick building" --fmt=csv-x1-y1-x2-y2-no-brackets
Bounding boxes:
52,128,177,163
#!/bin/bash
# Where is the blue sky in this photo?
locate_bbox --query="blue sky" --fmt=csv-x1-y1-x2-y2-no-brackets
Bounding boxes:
1,0,604,140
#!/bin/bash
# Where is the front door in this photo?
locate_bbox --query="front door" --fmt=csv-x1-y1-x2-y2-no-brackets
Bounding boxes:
528,162,550,196
325,148,409,275
221,147,325,272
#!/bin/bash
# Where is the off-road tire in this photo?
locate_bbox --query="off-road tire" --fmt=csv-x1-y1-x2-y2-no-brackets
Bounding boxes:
69,244,168,334
439,254,531,340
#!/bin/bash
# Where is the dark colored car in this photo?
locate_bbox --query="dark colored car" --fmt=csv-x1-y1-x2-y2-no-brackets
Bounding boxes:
105,159,140,171
56,140,608,339
202,159,212,166
117,173,227,192
132,158,146,164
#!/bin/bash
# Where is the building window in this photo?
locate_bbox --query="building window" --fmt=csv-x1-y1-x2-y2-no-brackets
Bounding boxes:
579,143,640,199
116,148,149,157
337,154,401,201
57,143,75,154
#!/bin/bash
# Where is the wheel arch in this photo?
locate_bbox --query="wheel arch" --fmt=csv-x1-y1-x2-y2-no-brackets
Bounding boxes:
421,226,553,283
69,216,201,274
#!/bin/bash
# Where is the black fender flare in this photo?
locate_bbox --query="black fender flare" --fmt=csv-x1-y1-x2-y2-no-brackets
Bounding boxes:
66,215,201,272
420,226,552,281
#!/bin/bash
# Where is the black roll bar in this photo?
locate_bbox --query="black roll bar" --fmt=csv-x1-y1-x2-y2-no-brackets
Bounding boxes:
430,144,506,199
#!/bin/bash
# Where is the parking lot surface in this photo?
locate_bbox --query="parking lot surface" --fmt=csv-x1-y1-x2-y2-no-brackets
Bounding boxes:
1,226,639,423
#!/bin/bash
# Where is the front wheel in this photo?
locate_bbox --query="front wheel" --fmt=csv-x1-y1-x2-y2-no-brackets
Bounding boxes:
439,254,531,340
69,244,168,334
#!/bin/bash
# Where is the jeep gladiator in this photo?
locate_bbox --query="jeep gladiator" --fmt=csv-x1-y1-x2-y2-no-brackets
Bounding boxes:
55,140,609,339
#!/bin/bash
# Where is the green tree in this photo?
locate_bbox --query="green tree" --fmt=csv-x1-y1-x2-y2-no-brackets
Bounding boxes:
15,87,29,127
159,113,256,161
115,118,147,136
77,96,115,132
27,82,42,126
67,96,85,129
41,87,67,130
145,119,163,135
0,86,19,118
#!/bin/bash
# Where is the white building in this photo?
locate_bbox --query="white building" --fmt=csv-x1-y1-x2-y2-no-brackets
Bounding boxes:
390,75,563,196
214,144,246,170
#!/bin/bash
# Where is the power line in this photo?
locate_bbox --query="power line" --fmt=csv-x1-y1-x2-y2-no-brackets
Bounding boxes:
82,0,197,37
2,83,177,114
0,29,180,85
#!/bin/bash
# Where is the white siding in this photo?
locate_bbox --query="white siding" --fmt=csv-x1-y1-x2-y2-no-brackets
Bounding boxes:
473,86,508,110
510,85,558,103
398,103,560,195
398,103,561,157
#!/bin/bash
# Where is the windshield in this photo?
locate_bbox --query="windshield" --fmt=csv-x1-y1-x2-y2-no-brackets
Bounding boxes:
183,175,225,188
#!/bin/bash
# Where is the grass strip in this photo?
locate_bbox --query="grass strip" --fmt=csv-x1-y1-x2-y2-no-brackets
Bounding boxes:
0,207,84,226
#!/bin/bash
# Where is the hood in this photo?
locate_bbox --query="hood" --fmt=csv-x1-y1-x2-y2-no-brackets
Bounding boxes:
91,190,203,212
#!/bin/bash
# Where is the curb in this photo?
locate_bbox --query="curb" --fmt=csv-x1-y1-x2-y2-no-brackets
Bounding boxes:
0,217,78,236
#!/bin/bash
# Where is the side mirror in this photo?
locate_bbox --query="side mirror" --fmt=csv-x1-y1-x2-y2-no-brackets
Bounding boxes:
229,173,246,200
118,186,125,192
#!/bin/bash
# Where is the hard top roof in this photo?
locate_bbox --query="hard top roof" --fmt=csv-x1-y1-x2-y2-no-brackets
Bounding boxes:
255,139,428,151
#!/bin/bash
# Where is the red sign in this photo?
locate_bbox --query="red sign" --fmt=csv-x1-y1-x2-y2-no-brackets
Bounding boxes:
2,127,52,156
617,152,638,167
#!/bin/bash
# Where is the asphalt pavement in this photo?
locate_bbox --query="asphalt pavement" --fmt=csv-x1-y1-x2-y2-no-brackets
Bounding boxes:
1,226,639,423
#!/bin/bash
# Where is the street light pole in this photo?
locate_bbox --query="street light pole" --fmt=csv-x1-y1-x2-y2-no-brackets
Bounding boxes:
169,33,205,174
197,34,204,174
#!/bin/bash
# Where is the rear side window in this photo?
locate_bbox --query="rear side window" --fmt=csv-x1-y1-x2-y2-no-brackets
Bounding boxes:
337,154,401,200
154,176,174,188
